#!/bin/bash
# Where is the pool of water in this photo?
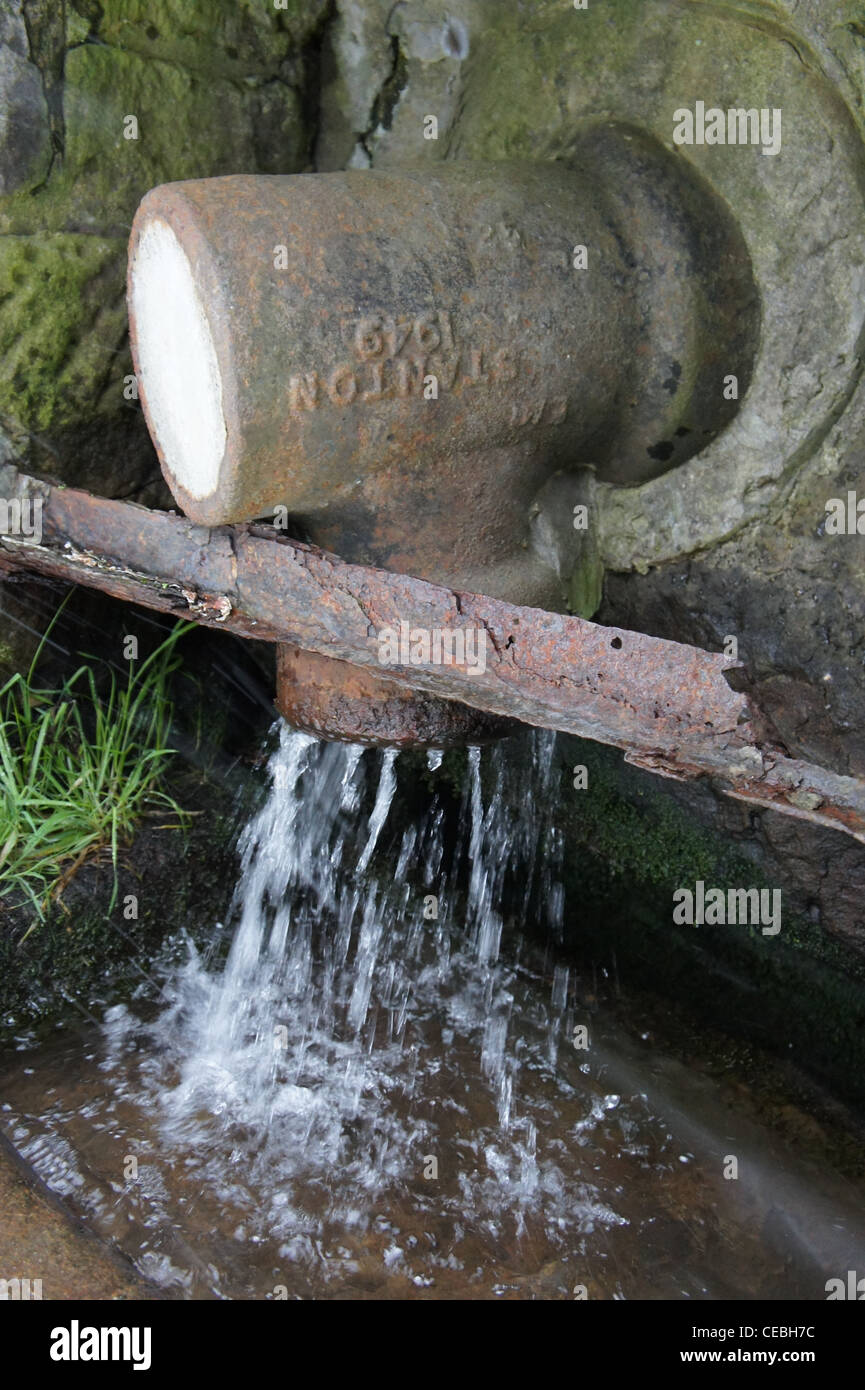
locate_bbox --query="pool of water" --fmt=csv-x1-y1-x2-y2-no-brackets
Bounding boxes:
2,728,863,1300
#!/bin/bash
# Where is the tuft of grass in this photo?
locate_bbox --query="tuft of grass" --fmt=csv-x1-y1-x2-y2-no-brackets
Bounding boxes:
0,613,192,934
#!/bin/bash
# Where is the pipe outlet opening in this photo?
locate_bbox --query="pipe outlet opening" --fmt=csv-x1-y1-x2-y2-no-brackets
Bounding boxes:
129,217,226,500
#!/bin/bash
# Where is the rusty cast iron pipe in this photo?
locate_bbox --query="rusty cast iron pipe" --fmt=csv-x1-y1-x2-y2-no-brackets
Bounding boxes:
275,646,515,748
127,132,757,744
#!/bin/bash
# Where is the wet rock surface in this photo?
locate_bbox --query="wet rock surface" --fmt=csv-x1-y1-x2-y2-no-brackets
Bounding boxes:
598,378,865,951
0,1130,159,1300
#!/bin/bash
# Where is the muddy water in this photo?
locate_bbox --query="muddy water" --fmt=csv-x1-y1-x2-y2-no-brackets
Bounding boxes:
1,728,864,1300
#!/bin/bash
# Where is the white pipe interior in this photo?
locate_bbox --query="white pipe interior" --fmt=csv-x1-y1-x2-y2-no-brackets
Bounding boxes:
130,217,226,500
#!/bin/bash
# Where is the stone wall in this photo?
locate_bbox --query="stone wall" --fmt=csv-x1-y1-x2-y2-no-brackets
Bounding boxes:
0,0,329,497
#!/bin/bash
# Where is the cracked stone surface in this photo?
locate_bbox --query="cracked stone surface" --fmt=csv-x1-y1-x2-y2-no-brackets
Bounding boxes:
0,6,50,196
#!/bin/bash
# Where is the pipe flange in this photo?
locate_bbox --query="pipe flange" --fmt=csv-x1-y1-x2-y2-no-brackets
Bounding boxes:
380,0,865,572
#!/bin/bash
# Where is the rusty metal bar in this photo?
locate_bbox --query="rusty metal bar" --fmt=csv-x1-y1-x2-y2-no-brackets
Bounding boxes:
2,467,865,842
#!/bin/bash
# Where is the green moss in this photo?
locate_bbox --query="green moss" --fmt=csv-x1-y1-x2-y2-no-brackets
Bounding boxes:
0,35,307,454
0,233,126,435
0,0,318,474
567,544,604,620
559,738,717,886
83,0,325,77
66,9,92,46
47,45,273,233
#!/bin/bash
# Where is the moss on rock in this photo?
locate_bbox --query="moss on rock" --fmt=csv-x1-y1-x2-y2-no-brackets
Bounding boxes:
0,232,126,437
0,0,325,488
83,0,328,74
60,43,285,231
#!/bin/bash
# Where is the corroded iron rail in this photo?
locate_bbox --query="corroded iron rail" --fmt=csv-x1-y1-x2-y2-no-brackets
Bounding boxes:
2,466,865,842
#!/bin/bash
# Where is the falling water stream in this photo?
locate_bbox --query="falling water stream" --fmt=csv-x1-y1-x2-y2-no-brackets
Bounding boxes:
2,726,865,1299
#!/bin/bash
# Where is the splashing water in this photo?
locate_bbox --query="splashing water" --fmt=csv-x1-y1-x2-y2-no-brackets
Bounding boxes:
4,724,865,1299
144,726,568,1200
